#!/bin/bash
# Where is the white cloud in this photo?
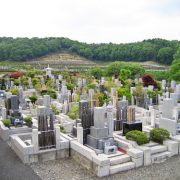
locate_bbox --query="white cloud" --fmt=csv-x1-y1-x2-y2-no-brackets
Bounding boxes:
0,0,179,43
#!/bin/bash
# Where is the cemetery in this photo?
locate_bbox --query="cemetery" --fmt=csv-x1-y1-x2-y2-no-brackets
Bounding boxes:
0,63,180,177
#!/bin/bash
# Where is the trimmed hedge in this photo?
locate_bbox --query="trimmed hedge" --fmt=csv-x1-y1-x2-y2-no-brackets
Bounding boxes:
126,130,149,145
150,128,170,144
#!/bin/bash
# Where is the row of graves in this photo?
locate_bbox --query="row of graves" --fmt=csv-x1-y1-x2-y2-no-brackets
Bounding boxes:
0,66,180,177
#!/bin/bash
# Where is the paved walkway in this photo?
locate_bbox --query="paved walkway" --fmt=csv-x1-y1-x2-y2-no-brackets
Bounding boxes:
0,138,41,180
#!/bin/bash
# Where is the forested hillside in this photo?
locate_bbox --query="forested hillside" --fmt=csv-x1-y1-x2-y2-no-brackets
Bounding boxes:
0,37,179,64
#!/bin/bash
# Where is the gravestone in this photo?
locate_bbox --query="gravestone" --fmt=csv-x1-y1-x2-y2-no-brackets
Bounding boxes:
107,102,114,137
37,106,55,150
115,100,128,131
79,100,91,144
171,80,176,91
43,95,51,108
86,106,117,154
123,106,142,135
161,98,174,119
11,95,19,110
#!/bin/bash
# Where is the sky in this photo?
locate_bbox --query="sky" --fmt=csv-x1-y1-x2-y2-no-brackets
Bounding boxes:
0,0,180,43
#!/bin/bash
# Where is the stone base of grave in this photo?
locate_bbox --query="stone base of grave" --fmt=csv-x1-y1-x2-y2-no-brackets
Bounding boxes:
71,140,139,177
10,133,70,164
0,121,32,141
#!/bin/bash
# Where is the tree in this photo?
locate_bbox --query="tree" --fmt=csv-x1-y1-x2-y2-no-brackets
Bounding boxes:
90,67,103,79
173,47,180,60
169,47,180,82
66,83,75,90
117,87,132,102
169,59,180,82
157,47,174,64
22,80,29,88
10,71,23,79
120,69,131,82
142,75,157,88
27,71,36,78
32,78,40,86
105,61,124,77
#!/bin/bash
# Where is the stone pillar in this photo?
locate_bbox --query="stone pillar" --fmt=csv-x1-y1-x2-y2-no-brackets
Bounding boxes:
111,88,117,107
32,129,39,153
55,126,61,150
175,84,180,100
77,123,83,144
107,102,114,137
162,80,166,91
1,107,7,120
131,96,135,105
149,106,155,127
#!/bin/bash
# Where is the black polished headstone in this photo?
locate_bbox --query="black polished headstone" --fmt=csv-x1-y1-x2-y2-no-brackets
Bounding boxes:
123,122,142,135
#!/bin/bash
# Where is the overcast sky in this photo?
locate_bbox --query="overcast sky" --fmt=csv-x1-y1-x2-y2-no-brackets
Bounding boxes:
0,0,180,43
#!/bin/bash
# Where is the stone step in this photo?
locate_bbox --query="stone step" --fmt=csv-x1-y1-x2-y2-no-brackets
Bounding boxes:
106,151,124,158
144,141,159,147
150,145,167,154
110,154,130,166
110,162,135,175
151,151,172,163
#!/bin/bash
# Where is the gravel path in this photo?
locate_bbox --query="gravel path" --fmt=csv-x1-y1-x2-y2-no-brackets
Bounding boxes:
31,156,180,180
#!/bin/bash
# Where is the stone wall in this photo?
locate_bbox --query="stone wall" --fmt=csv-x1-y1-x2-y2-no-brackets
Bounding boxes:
10,133,70,164
70,140,110,177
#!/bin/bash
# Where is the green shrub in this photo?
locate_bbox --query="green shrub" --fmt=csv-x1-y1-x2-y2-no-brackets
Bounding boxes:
150,128,170,144
126,130,149,145
2,119,11,127
8,89,19,95
87,83,96,89
24,116,32,123
24,116,32,127
60,125,66,133
51,105,60,115
66,83,75,90
67,105,79,119
29,95,37,104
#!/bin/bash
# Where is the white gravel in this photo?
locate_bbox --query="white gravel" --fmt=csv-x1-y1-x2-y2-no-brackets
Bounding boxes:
30,156,180,180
